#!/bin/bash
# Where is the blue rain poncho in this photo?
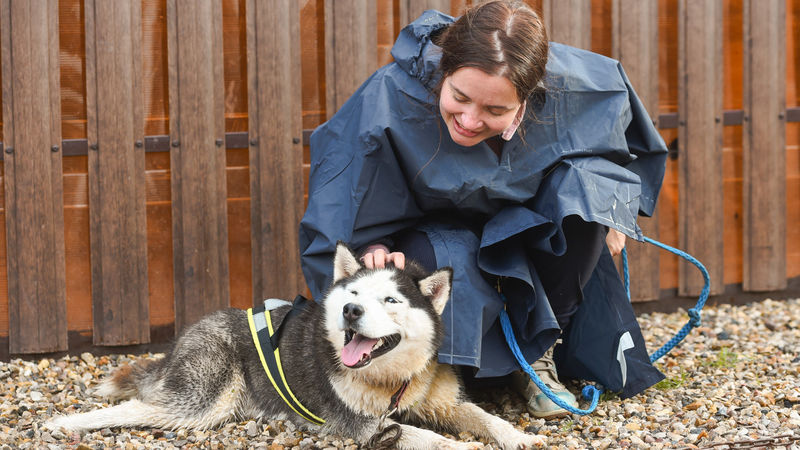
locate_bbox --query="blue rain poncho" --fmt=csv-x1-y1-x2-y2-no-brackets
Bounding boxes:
300,10,667,398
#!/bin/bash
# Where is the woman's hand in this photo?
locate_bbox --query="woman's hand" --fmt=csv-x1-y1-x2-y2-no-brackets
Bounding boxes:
360,244,406,270
606,229,627,257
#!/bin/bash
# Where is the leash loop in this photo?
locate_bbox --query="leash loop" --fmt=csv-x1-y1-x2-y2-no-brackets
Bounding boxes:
367,422,402,449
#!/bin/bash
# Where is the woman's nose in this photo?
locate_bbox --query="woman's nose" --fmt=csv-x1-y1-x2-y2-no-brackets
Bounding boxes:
460,109,483,129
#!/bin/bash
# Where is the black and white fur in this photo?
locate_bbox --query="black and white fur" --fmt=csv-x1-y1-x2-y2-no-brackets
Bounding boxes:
46,243,544,449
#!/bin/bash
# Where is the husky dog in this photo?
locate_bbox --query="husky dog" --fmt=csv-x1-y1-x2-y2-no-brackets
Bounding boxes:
46,243,544,449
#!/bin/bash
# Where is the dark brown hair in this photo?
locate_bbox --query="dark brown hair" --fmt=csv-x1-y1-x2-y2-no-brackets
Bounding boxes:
434,0,549,104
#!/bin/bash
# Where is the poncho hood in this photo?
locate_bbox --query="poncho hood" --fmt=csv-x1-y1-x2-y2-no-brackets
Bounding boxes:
390,9,451,89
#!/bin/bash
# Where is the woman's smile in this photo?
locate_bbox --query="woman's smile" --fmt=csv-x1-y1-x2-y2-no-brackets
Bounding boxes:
453,116,481,137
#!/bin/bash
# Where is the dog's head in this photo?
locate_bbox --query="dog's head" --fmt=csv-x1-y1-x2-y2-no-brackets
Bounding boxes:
322,242,452,380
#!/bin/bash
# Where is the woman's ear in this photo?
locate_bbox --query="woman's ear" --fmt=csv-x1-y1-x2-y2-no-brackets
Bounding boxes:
501,100,527,141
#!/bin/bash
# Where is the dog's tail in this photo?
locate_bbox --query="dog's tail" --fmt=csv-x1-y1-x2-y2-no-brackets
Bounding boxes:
94,360,156,401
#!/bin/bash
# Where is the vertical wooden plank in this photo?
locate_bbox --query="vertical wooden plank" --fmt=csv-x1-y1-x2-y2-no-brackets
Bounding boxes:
742,0,786,291
167,0,230,332
1,0,67,353
398,0,451,27
324,0,377,118
612,0,660,301
247,0,305,302
678,0,724,296
85,0,149,344
542,0,591,50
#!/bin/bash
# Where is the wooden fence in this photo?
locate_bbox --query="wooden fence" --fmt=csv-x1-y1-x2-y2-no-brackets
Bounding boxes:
0,0,797,357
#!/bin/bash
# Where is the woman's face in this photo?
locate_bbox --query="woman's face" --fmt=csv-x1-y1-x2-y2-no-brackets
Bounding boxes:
439,67,522,147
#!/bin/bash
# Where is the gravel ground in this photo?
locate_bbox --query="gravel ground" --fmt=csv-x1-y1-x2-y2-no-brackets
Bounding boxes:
2,297,799,449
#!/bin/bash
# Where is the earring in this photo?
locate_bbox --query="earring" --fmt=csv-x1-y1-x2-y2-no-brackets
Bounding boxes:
501,100,527,141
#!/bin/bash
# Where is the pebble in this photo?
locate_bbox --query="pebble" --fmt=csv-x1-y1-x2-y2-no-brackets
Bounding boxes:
2,298,799,448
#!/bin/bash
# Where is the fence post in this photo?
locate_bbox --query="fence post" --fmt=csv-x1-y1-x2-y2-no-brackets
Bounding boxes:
324,0,378,118
612,0,660,301
247,0,305,303
166,0,230,332
542,0,591,50
678,0,724,296
85,0,150,345
742,0,786,292
1,0,67,353
398,0,451,27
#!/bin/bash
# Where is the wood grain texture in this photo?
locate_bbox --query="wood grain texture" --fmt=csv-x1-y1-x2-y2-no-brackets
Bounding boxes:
542,0,591,50
612,0,660,301
398,0,451,27
247,0,305,303
167,0,230,333
85,0,150,345
678,0,724,296
1,0,67,353
324,0,377,118
742,0,786,291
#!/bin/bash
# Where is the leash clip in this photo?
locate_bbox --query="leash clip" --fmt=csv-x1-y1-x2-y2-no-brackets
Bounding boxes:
378,406,398,429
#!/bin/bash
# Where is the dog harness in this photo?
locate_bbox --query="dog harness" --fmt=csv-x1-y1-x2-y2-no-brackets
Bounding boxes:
247,296,326,425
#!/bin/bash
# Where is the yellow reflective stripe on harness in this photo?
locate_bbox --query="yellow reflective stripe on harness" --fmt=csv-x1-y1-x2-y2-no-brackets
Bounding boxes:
247,307,325,425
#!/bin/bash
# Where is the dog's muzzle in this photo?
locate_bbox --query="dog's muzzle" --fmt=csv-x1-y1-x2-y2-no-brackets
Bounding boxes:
340,303,401,368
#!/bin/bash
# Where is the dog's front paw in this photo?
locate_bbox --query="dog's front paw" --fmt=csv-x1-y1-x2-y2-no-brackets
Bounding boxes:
497,431,545,449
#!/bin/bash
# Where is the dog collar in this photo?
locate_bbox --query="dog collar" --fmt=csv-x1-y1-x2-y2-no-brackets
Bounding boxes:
247,296,325,425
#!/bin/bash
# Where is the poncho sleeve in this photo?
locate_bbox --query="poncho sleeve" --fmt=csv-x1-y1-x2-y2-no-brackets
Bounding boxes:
299,67,425,299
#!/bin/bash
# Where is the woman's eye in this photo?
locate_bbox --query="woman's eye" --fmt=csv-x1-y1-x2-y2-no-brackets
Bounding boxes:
385,297,399,304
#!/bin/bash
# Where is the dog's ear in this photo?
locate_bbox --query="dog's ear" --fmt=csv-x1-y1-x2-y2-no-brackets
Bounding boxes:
333,241,362,282
419,267,452,315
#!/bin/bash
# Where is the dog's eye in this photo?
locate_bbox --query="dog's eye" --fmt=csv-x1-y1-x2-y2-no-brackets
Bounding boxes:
350,290,358,296
384,297,399,304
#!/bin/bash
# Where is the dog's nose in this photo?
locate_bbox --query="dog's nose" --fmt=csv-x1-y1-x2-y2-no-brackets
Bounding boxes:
342,303,364,323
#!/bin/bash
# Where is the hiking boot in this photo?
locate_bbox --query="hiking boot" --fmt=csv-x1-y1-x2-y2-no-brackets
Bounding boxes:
511,341,578,419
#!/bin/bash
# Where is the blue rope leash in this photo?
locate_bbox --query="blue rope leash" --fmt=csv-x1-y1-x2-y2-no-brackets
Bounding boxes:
640,236,710,362
499,235,711,415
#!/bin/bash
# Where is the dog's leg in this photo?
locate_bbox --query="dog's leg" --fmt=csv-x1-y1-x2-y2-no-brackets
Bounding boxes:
443,401,545,449
45,399,195,432
354,418,483,450
396,423,485,450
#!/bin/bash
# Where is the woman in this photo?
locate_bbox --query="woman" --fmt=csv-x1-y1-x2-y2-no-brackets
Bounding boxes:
300,0,667,418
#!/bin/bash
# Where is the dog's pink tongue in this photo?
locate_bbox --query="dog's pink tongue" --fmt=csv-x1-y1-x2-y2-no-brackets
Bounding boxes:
342,334,378,367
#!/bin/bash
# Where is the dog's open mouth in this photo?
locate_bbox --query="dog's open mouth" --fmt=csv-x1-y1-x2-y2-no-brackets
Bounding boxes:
341,329,401,368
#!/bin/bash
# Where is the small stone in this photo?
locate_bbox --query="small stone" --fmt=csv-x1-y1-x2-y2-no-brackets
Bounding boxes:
28,391,42,402
624,422,641,431
684,401,703,411
80,353,96,366
246,421,259,437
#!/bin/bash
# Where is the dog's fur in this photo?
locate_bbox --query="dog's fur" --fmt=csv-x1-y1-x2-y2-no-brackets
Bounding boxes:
46,243,544,449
